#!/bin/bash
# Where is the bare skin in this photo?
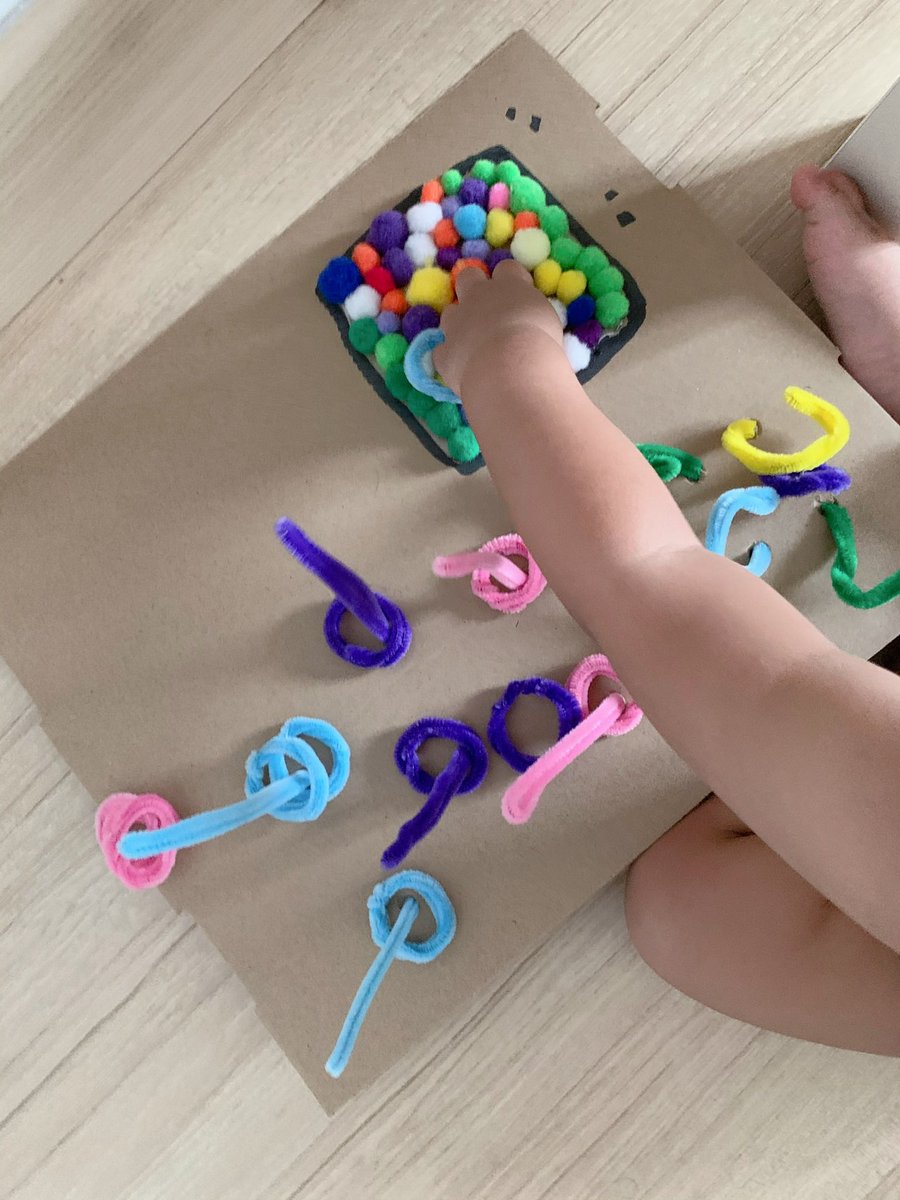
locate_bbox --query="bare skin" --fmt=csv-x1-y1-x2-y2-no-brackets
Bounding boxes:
434,165,900,1055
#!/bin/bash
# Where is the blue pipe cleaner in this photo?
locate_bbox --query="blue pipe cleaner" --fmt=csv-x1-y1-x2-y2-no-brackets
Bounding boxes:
404,328,462,405
704,485,781,577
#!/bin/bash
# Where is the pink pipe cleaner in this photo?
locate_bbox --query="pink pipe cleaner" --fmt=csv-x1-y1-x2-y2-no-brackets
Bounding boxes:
432,533,546,614
95,792,179,890
566,653,641,724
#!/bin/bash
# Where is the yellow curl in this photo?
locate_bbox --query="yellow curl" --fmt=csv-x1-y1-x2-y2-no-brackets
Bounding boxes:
721,387,850,475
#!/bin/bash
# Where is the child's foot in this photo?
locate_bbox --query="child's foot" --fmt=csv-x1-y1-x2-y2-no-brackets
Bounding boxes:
791,164,900,422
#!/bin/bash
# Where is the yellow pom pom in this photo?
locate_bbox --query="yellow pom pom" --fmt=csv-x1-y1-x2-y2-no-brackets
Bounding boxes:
485,208,514,248
532,258,562,296
510,227,551,271
406,266,454,313
556,269,587,306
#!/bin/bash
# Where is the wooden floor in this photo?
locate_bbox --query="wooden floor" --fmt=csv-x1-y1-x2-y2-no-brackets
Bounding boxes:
2,2,899,1196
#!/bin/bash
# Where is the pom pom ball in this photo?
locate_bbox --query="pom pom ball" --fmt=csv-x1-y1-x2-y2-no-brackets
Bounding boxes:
550,237,582,269
406,266,454,312
547,296,567,325
588,266,625,297
494,160,521,186
441,168,463,196
433,217,460,249
486,248,513,272
577,246,609,276
453,203,487,240
573,318,603,349
533,258,562,296
563,332,592,372
405,232,437,268
556,269,587,306
318,256,362,304
539,205,569,240
485,208,514,247
376,311,401,335
436,246,460,270
421,178,444,203
566,293,595,326
460,238,489,260
367,210,408,254
407,201,443,235
351,242,380,275
402,304,441,341
364,265,395,296
509,177,546,214
343,283,381,321
382,246,414,287
441,195,461,218
596,291,630,328
451,257,490,288
385,362,412,402
448,426,480,463
425,403,462,439
459,177,489,208
510,227,551,271
406,389,435,419
470,158,497,184
348,317,380,354
488,182,510,210
381,288,409,315
513,210,540,231
374,332,409,370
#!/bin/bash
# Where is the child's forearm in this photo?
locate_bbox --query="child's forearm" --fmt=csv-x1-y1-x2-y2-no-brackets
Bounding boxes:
460,333,900,951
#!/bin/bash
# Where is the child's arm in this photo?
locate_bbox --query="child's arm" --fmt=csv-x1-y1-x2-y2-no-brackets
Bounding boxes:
435,262,900,953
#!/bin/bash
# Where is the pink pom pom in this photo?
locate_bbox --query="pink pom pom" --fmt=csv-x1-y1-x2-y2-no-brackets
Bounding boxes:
488,182,510,210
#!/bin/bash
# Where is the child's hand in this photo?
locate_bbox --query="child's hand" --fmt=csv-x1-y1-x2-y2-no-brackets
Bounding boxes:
433,260,564,395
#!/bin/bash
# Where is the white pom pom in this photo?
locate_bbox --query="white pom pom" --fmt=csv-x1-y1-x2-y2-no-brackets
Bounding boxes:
547,297,567,326
510,228,551,270
405,232,437,268
406,201,443,234
563,332,591,373
343,284,381,321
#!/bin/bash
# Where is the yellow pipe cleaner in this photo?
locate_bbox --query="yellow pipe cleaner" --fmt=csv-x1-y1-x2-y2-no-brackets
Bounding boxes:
721,387,850,475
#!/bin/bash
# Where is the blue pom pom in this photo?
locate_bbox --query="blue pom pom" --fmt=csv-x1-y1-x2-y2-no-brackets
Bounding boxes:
317,256,362,305
566,293,595,327
453,204,488,240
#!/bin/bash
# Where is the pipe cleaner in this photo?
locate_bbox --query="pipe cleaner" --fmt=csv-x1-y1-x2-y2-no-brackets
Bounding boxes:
404,328,461,405
722,387,850,475
433,533,547,614
758,465,851,498
636,443,704,484
704,485,780,577
819,502,900,610
488,676,582,773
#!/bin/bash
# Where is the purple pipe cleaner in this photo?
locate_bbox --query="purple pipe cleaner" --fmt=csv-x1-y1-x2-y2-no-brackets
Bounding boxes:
488,676,583,774
758,465,851,497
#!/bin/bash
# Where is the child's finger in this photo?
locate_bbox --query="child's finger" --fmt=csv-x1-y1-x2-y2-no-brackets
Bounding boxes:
492,258,532,285
454,265,488,300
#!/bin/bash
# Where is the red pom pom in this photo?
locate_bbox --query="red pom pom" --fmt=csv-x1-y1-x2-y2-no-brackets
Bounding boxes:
352,242,380,274
513,211,540,230
421,178,444,203
433,217,461,249
364,265,395,296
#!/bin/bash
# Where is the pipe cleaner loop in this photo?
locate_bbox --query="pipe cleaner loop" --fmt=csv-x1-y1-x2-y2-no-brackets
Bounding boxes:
704,485,780,577
636,443,704,484
758,465,852,498
721,387,850,475
383,718,489,868
275,518,411,668
432,533,547,614
326,869,456,1078
488,676,583,774
819,502,900,610
95,792,180,889
116,717,349,861
404,328,461,405
565,653,644,731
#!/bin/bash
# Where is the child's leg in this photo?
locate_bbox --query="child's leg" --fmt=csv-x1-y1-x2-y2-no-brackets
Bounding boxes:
626,795,900,1054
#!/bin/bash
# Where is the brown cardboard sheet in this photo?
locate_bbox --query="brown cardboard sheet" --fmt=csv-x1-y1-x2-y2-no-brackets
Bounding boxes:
0,34,898,1111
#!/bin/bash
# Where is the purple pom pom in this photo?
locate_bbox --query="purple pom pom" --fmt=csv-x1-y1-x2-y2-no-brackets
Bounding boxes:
566,294,596,326
376,311,402,334
382,246,414,287
459,177,489,207
486,248,513,273
572,318,603,349
436,246,461,271
460,238,490,260
317,256,362,304
441,195,462,218
402,304,441,341
367,210,409,254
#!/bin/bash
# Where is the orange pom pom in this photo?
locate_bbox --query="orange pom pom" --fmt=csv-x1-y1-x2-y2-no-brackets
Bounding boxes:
513,211,540,231
381,288,409,315
433,217,461,249
451,257,490,291
421,178,444,203
352,242,380,274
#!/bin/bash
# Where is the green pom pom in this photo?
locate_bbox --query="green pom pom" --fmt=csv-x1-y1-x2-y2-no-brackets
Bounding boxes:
425,403,462,438
589,266,625,297
596,291,630,328
576,246,609,276
441,168,463,195
385,362,411,401
374,333,409,370
406,389,436,419
550,236,582,269
494,160,521,186
448,426,480,462
538,205,569,240
348,317,380,355
509,177,547,214
470,159,496,184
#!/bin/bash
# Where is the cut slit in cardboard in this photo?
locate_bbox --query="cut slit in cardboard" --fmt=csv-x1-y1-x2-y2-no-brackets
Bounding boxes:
0,33,898,1113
